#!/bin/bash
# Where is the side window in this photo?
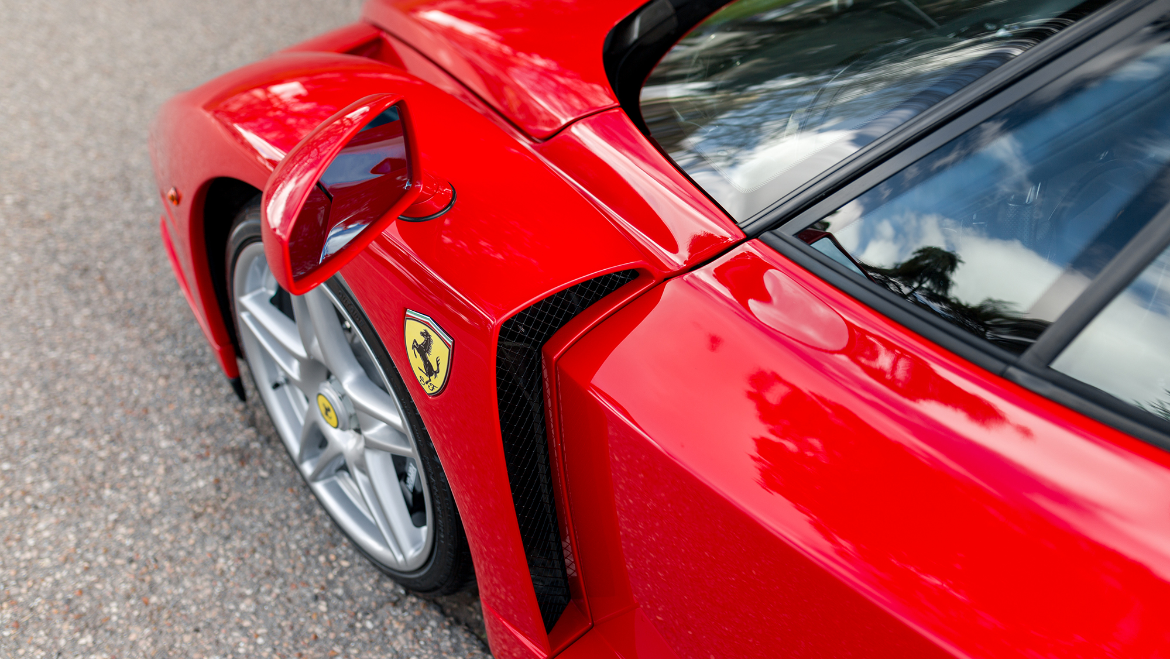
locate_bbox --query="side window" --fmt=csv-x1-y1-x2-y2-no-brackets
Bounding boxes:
796,38,1170,353
640,0,1103,222
785,27,1170,435
1053,245,1170,422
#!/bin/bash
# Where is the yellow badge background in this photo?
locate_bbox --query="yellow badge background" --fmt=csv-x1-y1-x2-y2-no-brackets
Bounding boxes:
316,394,339,428
404,312,452,396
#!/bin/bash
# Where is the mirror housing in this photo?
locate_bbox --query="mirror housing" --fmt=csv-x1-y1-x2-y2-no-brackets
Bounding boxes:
261,93,423,295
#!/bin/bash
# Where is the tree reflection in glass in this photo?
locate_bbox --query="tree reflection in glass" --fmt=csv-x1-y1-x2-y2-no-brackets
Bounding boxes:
797,39,1170,354
642,0,1101,220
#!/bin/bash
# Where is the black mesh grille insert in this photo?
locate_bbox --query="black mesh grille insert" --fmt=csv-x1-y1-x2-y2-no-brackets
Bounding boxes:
496,270,638,633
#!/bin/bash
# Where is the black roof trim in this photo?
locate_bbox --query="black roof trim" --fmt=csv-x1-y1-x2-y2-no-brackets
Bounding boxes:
603,0,730,136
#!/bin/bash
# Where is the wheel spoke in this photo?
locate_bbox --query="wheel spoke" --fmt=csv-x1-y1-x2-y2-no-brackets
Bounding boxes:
364,449,426,559
301,407,345,483
292,295,323,364
360,415,415,458
347,457,407,563
239,291,324,396
239,312,301,380
240,290,307,359
306,438,344,483
305,290,407,434
296,414,321,464
234,243,432,572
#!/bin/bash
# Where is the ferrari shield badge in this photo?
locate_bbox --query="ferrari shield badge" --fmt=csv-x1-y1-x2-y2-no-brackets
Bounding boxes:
404,310,453,396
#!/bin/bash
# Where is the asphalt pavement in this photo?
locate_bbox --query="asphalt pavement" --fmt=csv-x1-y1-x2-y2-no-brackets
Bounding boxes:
0,1,490,657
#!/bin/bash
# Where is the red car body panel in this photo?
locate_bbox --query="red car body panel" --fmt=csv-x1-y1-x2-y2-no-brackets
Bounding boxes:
361,0,645,139
149,19,742,656
149,3,1170,658
556,240,1170,658
533,109,741,271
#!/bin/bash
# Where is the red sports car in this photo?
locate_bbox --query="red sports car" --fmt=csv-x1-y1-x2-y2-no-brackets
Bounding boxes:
150,0,1170,656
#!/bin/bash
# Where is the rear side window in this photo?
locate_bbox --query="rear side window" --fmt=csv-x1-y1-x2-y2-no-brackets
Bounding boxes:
801,39,1170,353
1053,245,1170,421
641,0,1104,222
782,21,1170,437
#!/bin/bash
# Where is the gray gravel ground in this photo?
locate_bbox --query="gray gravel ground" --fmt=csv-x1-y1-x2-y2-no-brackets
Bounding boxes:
0,1,490,657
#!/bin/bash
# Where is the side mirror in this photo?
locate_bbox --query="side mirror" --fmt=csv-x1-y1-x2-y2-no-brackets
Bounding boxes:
261,93,453,295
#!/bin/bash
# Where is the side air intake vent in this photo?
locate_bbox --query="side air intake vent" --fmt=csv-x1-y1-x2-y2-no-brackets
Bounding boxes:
496,270,638,632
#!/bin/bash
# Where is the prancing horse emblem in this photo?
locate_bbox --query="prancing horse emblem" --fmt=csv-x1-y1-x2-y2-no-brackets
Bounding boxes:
404,310,453,396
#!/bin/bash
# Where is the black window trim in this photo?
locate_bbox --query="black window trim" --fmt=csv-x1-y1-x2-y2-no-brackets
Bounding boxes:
1004,206,1170,448
758,5,1170,448
604,0,733,137
1019,199,1170,369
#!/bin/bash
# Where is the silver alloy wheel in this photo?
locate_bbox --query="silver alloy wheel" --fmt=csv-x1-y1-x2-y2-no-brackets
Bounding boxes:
232,242,434,572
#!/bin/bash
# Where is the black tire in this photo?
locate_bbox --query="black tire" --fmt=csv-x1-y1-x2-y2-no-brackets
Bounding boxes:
225,199,474,594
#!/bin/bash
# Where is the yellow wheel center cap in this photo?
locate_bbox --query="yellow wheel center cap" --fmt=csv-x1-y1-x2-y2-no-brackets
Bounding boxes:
316,393,340,429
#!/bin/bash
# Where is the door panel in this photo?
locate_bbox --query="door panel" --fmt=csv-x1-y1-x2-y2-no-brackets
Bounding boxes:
556,240,1170,658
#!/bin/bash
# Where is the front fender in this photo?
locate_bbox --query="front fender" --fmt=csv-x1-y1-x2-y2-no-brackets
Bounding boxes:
148,46,433,378
149,45,648,653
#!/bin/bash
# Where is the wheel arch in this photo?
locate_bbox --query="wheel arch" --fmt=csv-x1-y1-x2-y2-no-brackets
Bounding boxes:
202,177,262,354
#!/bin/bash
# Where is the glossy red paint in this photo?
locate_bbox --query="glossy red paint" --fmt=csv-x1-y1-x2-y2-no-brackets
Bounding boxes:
149,38,508,380
361,0,646,139
556,240,1170,658
149,18,741,379
557,608,681,659
153,6,1170,659
158,213,237,375
151,21,745,652
331,110,655,643
400,171,454,219
533,109,743,272
539,271,659,655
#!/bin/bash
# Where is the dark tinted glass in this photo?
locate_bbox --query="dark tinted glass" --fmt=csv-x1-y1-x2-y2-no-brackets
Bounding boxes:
1053,244,1170,422
795,37,1170,353
641,0,1099,222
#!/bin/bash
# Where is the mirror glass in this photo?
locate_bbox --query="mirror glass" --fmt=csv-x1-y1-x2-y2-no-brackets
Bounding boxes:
288,105,410,278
